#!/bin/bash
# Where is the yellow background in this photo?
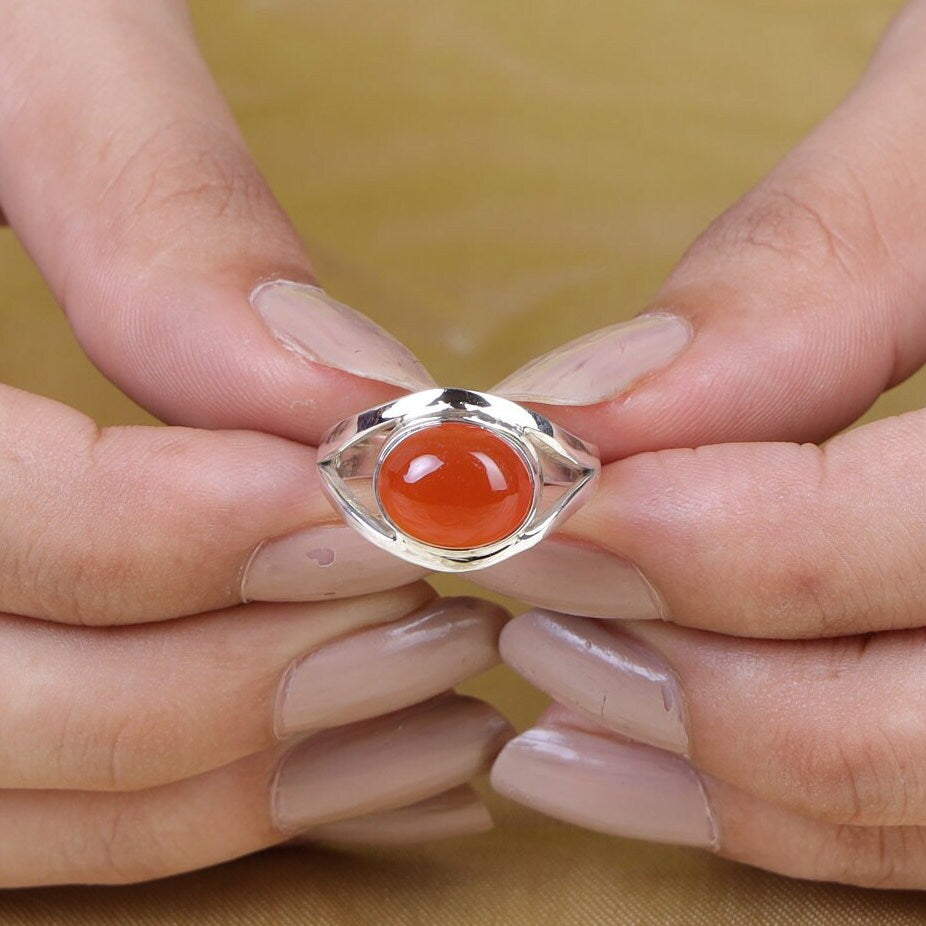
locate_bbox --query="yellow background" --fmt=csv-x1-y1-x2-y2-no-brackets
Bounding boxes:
2,0,925,921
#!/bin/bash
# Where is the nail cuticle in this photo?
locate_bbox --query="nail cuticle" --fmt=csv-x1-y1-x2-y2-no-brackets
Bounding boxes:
269,733,312,835
614,622,692,755
635,565,669,621
239,538,268,604
272,657,302,740
694,772,721,852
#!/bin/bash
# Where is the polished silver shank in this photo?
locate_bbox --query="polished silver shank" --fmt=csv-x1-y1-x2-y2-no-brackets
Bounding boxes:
316,387,599,572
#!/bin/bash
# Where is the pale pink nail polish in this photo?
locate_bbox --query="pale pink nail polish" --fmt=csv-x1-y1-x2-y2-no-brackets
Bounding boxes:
251,280,436,391
500,611,688,753
298,786,493,845
242,523,428,602
271,695,512,833
477,536,665,620
491,726,716,848
494,313,692,406
275,597,508,735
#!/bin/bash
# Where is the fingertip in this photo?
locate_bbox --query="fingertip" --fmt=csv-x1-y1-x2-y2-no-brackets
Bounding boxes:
0,4,433,446
80,267,424,445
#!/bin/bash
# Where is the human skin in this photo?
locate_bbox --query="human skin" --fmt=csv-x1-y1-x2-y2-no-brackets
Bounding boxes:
10,0,926,893
485,0,926,890
0,1,517,886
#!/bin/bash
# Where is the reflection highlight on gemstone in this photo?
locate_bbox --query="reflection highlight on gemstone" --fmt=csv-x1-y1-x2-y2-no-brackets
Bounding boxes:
404,454,444,484
472,452,508,492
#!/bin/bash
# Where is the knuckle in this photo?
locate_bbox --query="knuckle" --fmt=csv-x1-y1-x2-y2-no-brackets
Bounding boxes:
727,443,876,637
46,798,155,885
722,445,845,636
760,552,849,637
53,550,133,627
2,422,245,626
96,706,188,792
827,825,926,890
2,537,100,625
16,525,135,626
54,697,179,791
0,418,138,625
100,713,149,792
736,186,850,271
97,119,271,258
696,165,886,287
86,799,171,884
91,801,147,883
787,726,910,825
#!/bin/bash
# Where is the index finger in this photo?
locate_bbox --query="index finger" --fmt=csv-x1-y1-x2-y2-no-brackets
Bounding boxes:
495,0,926,461
479,408,926,638
0,0,432,444
0,385,424,624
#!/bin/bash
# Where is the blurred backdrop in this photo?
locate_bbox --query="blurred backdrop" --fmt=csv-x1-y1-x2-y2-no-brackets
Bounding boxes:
1,1,923,922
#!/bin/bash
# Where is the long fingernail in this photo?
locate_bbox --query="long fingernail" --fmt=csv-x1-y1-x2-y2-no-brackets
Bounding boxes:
477,536,665,620
251,280,435,391
271,696,512,833
491,726,716,848
242,523,427,602
494,313,692,406
297,786,493,845
500,611,688,754
275,597,508,736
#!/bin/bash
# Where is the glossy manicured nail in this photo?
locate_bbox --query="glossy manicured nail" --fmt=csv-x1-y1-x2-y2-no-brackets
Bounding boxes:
242,523,428,602
275,597,509,736
491,726,716,848
271,695,512,833
477,536,664,620
494,313,692,406
500,611,688,754
299,786,493,845
251,280,435,391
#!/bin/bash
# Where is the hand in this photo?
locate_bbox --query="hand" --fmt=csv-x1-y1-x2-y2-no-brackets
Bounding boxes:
0,1,511,885
483,0,926,889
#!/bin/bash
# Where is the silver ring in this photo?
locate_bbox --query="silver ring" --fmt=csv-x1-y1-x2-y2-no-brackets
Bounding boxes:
316,387,600,572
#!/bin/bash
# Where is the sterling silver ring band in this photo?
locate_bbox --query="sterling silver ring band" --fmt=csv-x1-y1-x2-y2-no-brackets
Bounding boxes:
316,387,600,573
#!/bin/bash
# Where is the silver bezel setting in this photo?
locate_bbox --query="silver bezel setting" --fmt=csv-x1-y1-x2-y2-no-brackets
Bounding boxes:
316,387,600,572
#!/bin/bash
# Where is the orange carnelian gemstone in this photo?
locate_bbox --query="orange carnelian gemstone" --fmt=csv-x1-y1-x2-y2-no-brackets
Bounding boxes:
377,422,533,549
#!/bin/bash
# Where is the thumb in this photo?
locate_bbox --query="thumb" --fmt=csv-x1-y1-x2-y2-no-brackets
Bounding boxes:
0,1,432,444
495,0,926,462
